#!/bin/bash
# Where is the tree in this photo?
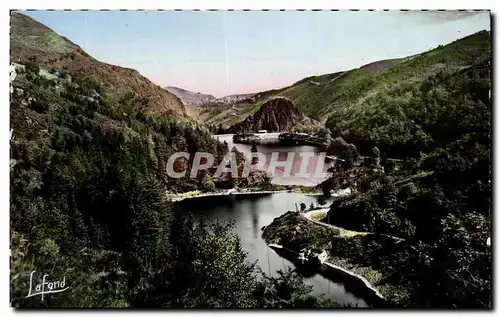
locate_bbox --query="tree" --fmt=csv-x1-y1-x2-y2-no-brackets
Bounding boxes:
328,137,348,155
24,62,40,82
317,127,331,139
255,268,337,308
344,143,359,169
202,173,215,192
373,146,381,168
321,179,332,197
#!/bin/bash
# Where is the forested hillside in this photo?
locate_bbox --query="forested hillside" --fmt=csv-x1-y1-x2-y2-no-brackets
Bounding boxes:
11,12,186,118
262,46,491,307
324,31,491,157
256,28,491,309
191,31,490,135
319,36,491,308
272,31,490,125
9,12,338,307
10,60,337,308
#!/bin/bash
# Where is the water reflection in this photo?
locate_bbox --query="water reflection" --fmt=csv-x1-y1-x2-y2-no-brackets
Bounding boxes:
175,193,367,307
214,134,332,186
250,200,259,239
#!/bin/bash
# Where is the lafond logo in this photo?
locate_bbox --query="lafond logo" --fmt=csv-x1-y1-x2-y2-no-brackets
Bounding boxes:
165,151,331,179
26,271,69,301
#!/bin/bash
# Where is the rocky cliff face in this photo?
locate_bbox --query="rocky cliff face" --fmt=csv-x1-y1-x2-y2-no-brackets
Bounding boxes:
228,97,317,133
10,12,186,118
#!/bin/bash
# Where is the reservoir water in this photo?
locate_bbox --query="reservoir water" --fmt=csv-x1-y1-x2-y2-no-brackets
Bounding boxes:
176,193,366,307
214,134,332,186
174,134,367,306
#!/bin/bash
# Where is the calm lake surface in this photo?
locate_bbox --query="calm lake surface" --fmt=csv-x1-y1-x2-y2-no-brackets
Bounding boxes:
174,134,366,306
176,193,367,307
214,134,332,186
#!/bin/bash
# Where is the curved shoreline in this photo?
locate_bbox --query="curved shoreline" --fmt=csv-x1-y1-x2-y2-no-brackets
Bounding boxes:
267,243,386,307
261,207,403,308
172,187,388,306
302,208,406,242
167,189,291,202
167,187,323,202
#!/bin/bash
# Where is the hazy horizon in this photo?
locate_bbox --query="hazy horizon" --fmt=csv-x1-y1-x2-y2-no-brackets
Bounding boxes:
20,10,490,97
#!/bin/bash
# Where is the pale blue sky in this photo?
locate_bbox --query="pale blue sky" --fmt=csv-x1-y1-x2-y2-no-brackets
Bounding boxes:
22,10,490,97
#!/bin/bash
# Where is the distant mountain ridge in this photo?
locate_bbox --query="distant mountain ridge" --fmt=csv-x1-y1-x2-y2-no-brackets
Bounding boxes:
188,30,490,130
10,11,187,118
166,86,257,106
165,86,217,106
183,57,408,127
217,93,257,104
268,31,490,121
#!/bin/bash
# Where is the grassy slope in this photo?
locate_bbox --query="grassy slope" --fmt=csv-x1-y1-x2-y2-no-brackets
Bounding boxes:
10,12,187,119
273,31,490,121
325,30,490,156
9,62,341,310
194,31,490,132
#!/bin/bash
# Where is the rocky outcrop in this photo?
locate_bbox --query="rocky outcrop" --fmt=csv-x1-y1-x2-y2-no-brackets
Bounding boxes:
228,97,317,133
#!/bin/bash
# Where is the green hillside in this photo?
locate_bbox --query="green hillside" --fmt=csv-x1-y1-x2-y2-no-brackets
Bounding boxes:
323,30,491,157
272,30,490,123
322,59,491,307
315,30,492,308
217,31,490,136
10,60,340,308
9,13,342,307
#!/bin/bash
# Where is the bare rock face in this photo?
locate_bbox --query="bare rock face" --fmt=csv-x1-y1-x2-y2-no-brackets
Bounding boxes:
228,97,313,133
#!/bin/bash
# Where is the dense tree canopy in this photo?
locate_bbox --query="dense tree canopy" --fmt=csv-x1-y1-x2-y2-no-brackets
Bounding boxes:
10,65,335,308
323,56,491,308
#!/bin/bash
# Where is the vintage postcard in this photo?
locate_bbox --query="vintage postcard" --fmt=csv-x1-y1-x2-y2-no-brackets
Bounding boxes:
9,9,492,309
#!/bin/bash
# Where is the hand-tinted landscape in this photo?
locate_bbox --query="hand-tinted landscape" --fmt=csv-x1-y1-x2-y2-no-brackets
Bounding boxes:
10,10,491,308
